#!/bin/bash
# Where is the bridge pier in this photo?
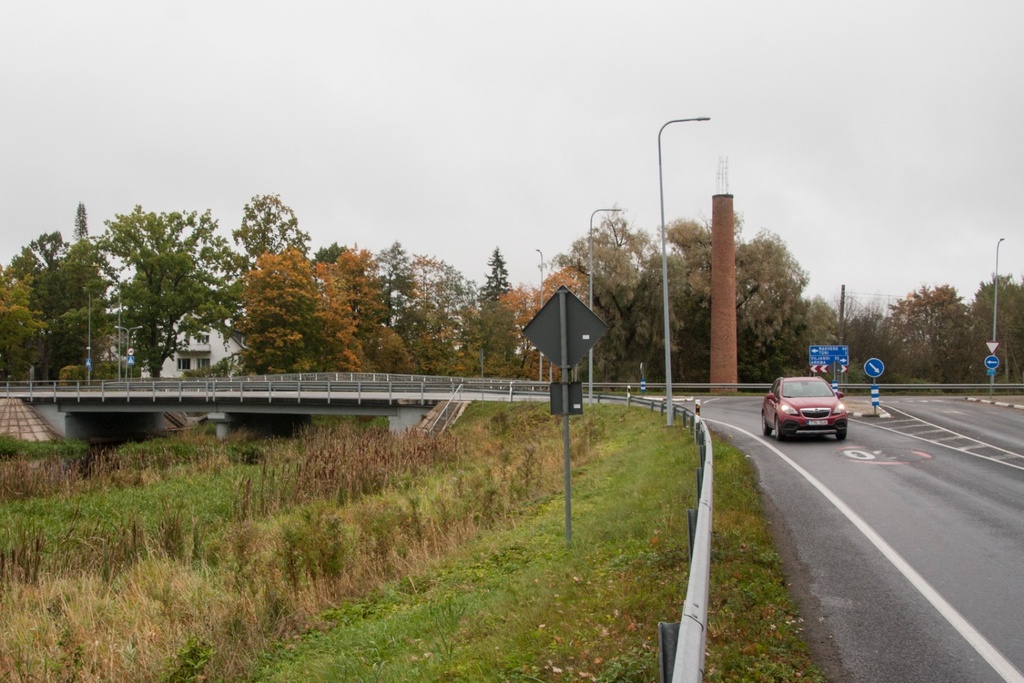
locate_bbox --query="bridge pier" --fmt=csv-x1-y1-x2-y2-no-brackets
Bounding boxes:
33,404,168,441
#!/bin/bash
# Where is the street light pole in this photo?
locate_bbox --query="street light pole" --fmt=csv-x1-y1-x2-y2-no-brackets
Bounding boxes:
588,207,622,405
991,237,1005,395
658,116,710,426
86,290,92,384
536,249,545,383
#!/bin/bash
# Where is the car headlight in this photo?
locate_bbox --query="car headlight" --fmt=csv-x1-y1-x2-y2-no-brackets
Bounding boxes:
780,403,799,415
833,403,846,415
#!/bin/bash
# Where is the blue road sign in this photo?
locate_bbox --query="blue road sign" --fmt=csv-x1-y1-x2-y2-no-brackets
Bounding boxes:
864,358,885,378
127,355,135,366
984,355,1000,370
85,358,92,370
809,344,849,366
640,378,647,394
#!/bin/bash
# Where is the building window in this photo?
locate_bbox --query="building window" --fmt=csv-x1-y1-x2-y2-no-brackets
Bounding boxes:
196,334,210,345
177,358,192,371
197,358,211,369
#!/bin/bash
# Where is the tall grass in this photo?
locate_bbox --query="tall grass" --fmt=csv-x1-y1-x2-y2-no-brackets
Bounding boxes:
0,404,582,681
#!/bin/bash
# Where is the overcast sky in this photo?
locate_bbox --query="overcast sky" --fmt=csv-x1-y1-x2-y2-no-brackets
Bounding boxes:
2,1,1022,311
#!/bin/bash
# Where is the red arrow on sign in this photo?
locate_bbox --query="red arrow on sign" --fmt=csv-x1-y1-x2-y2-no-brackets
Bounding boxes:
809,365,828,373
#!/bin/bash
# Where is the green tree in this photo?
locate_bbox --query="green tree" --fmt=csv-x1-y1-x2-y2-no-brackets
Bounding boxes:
734,229,811,380
100,206,238,377
377,241,416,333
559,214,659,383
314,242,346,265
8,232,108,380
481,247,511,302
0,265,44,380
971,274,1023,383
463,297,521,377
233,194,310,270
74,202,89,240
405,255,475,375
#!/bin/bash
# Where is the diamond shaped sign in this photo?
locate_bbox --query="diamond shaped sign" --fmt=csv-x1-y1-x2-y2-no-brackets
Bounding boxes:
523,286,608,368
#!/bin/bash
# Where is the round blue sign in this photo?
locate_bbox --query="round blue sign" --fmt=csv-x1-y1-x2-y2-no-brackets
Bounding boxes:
984,355,1000,370
864,358,885,378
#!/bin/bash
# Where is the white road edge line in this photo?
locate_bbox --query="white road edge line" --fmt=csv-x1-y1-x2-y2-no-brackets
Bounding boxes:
706,418,1024,683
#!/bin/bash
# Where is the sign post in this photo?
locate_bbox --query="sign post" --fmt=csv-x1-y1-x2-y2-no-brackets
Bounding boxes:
523,286,609,547
864,357,885,414
985,354,1000,395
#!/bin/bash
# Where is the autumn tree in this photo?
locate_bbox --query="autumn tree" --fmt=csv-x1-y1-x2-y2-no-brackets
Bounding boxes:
888,285,976,382
314,260,362,372
329,246,405,371
237,249,322,374
100,206,238,377
501,283,546,379
233,194,310,270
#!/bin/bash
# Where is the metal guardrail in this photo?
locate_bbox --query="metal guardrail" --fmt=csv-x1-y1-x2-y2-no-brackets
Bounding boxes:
615,399,712,683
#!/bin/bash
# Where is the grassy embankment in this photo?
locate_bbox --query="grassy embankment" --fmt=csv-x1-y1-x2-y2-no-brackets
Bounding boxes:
0,403,824,682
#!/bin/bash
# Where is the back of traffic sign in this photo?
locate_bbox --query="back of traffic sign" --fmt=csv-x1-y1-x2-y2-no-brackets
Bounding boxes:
523,286,608,368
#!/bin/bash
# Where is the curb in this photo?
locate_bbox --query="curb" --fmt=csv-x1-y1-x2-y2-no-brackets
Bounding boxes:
965,397,1024,410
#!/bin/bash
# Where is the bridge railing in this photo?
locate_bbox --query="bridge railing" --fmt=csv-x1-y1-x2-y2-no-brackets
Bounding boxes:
4,376,1024,403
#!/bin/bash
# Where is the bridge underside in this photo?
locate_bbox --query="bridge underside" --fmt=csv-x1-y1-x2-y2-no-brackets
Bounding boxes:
30,400,434,441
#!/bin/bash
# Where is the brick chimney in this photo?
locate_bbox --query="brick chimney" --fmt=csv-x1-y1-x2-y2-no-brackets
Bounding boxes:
710,193,738,387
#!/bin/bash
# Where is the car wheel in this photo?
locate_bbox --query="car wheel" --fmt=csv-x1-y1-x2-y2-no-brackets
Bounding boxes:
774,415,786,441
836,429,847,441
762,411,773,436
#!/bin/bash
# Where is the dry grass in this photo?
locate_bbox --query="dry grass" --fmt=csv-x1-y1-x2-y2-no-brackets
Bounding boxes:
0,406,582,681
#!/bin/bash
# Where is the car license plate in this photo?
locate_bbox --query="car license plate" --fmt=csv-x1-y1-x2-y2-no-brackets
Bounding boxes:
807,419,828,426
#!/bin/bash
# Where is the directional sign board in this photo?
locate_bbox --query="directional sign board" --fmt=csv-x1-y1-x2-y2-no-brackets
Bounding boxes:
985,355,1000,370
523,286,608,369
864,358,885,378
809,344,849,366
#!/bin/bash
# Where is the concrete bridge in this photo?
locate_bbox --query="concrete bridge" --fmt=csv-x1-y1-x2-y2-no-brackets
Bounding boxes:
2,375,548,441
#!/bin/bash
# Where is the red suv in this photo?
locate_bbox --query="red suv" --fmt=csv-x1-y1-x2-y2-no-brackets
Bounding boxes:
762,376,848,441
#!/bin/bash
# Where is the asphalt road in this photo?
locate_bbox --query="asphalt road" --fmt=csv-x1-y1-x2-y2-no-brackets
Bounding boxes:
699,395,1024,683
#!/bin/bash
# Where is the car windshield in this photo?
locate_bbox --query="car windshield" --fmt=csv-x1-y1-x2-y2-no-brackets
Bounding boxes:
782,381,834,398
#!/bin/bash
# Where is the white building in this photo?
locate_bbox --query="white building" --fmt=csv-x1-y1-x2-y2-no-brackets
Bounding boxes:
159,330,245,378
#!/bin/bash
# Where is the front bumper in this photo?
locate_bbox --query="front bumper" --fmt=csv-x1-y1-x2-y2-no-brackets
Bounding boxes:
778,416,847,437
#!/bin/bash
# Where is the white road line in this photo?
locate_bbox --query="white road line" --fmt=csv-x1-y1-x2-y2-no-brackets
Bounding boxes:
862,408,1024,470
706,418,1024,683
